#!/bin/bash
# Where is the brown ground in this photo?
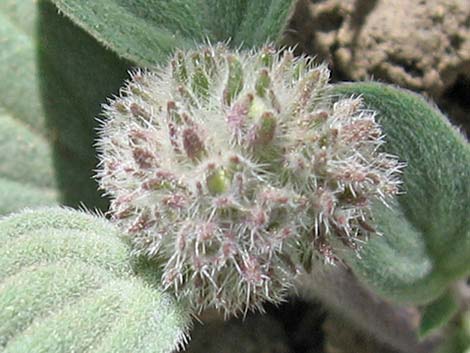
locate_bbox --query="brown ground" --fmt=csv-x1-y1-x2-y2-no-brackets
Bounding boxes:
283,0,470,135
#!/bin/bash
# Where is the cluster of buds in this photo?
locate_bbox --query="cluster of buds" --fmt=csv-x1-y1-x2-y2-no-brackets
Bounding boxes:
97,43,403,316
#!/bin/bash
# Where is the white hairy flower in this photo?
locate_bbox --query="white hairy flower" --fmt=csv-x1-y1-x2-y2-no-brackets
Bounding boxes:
96,43,403,316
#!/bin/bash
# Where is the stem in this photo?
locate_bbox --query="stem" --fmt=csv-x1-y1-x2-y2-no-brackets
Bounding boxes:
452,279,470,311
296,264,443,353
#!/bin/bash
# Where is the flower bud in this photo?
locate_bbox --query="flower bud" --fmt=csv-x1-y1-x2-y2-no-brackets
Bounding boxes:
97,43,404,316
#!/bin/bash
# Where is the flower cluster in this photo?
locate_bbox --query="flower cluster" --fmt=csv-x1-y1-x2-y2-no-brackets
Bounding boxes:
96,43,403,316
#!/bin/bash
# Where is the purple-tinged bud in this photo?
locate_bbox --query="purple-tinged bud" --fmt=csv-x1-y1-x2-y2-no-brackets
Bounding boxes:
182,127,206,161
129,103,150,120
132,147,155,169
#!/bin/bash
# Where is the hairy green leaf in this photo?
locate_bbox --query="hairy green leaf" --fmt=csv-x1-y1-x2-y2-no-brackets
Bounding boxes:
437,310,470,353
205,0,295,47
419,290,459,338
37,1,130,209
333,82,470,304
0,1,58,214
48,0,296,66
0,207,191,353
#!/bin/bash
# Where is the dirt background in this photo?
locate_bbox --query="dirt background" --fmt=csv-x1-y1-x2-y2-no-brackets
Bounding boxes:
183,1,469,352
284,0,470,135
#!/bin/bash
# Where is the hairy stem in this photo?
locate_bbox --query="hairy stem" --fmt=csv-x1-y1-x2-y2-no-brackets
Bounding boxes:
296,264,443,353
452,279,470,311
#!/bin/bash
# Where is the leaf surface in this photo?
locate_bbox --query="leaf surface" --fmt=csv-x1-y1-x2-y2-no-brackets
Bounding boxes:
419,290,459,338
0,208,190,353
49,0,296,66
0,1,58,214
37,1,130,209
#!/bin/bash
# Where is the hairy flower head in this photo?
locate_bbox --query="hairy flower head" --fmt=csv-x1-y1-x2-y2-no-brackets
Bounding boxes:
97,43,403,316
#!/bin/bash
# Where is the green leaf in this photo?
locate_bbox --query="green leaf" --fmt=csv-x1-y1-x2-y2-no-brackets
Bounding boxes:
348,201,444,303
48,0,296,67
206,0,295,47
332,82,470,304
437,310,470,353
37,1,130,209
0,1,58,214
419,290,459,338
0,179,56,216
0,207,191,353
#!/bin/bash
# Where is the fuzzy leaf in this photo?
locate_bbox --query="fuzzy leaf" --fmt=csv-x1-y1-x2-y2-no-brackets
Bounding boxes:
0,207,191,353
419,290,459,338
332,82,470,304
48,0,296,67
0,1,58,214
205,0,295,47
37,1,130,209
437,310,470,353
